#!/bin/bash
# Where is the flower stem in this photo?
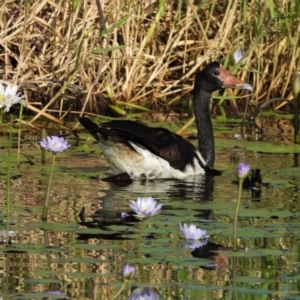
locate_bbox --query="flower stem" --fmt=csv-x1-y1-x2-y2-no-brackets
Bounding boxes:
40,129,47,165
42,153,56,221
111,282,126,300
233,179,243,251
133,218,147,251
17,102,24,167
6,115,13,244
0,109,3,124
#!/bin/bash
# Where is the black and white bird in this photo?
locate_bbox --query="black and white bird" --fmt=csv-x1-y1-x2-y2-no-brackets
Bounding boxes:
79,61,253,180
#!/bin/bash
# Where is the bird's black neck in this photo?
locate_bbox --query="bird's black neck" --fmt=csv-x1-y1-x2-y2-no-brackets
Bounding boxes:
193,88,215,168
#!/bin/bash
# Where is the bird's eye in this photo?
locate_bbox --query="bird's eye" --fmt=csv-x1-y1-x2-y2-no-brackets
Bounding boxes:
213,70,220,76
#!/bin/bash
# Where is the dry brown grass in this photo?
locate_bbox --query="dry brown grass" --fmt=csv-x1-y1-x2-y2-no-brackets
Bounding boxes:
0,0,299,126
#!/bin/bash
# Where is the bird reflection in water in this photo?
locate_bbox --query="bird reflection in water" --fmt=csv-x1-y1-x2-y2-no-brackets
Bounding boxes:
77,174,216,241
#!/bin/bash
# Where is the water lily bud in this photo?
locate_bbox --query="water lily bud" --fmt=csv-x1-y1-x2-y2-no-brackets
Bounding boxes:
236,162,251,180
292,72,300,98
122,264,135,280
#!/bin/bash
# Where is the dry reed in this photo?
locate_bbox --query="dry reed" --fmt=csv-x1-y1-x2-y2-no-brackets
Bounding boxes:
0,0,299,126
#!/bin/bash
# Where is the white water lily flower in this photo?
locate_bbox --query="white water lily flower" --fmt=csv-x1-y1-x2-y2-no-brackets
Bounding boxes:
129,197,163,218
178,223,209,240
0,83,24,112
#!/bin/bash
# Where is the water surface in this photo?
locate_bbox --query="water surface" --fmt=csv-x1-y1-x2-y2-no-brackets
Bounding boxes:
0,119,300,299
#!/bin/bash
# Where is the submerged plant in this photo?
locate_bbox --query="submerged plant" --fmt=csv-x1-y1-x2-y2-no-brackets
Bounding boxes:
129,197,163,250
40,136,71,221
178,223,209,240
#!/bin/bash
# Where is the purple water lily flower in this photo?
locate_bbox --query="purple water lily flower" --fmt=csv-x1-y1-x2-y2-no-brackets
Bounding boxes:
40,136,71,153
129,197,163,218
0,83,24,113
128,287,161,300
236,162,251,180
178,223,209,240
123,264,135,280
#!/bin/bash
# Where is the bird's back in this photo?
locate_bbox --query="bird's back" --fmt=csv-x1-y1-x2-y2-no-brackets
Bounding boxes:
79,117,207,178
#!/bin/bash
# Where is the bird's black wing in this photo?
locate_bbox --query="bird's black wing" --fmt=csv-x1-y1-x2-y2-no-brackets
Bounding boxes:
79,117,206,171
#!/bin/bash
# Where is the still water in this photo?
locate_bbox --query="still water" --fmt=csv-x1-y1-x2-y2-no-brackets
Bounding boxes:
1,130,300,299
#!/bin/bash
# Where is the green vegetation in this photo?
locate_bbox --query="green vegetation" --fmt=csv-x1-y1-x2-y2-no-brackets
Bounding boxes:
0,0,299,124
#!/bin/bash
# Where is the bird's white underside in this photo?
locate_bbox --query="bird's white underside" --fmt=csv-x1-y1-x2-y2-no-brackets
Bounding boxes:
98,138,206,179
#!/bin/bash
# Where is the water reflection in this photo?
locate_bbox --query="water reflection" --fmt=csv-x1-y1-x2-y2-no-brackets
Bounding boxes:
190,241,228,271
103,174,216,200
77,175,217,241
41,289,68,300
128,287,161,300
2,146,299,299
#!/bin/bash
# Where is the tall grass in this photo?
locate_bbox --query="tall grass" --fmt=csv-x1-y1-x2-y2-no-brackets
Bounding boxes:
0,0,299,122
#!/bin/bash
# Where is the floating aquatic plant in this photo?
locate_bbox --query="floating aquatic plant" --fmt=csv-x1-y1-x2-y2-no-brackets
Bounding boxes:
40,136,71,153
178,223,209,240
40,136,71,221
129,197,163,250
129,197,163,219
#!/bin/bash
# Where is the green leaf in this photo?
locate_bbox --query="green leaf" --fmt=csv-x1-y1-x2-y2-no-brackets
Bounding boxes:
72,0,81,11
102,14,131,36
267,0,275,18
108,104,127,116
116,101,152,112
